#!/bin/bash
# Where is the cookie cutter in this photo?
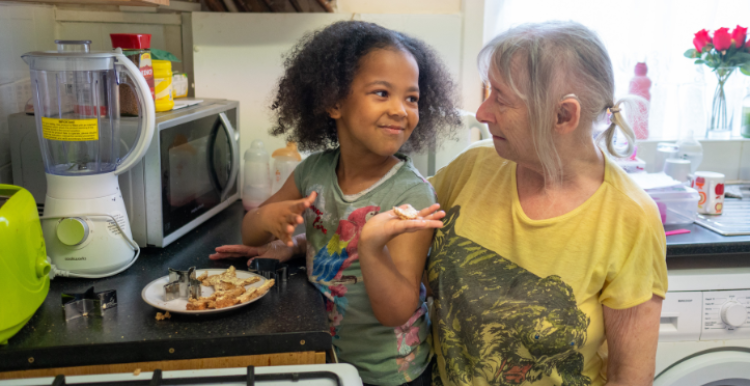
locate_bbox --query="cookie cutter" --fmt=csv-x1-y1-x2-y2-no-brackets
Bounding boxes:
164,267,202,301
61,287,117,321
248,258,288,282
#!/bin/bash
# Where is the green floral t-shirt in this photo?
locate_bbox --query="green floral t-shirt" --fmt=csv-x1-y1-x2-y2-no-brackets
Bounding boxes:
295,148,434,385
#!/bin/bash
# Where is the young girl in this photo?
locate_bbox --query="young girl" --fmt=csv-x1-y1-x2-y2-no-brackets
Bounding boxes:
211,21,459,385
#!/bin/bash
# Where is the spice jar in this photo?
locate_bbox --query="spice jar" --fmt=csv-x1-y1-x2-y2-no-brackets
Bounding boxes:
110,33,155,115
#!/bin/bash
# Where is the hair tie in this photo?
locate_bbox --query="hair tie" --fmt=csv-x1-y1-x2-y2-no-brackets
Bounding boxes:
608,106,621,114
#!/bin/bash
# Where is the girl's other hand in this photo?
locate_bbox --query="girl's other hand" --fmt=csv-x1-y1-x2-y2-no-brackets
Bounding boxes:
260,191,317,247
360,203,445,253
209,240,295,265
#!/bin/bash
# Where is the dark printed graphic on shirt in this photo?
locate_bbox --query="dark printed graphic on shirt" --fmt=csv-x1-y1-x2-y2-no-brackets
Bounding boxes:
429,206,592,386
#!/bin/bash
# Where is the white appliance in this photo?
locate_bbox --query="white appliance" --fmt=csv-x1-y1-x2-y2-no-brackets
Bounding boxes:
655,265,750,386
0,364,363,386
10,100,241,248
22,40,155,278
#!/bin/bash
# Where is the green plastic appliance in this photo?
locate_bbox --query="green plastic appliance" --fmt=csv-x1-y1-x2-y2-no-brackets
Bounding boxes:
0,184,51,345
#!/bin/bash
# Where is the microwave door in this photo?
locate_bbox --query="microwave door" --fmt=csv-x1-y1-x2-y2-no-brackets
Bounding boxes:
207,112,239,202
161,113,236,237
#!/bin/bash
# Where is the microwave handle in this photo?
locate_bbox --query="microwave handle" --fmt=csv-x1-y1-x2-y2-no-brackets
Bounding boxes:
217,112,240,202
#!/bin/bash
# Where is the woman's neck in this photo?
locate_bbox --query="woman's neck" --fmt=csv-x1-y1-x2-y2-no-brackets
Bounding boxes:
516,135,605,220
336,145,400,196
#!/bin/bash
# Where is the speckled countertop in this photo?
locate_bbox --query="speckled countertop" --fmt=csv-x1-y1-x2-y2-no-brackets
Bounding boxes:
665,224,750,257
0,201,330,373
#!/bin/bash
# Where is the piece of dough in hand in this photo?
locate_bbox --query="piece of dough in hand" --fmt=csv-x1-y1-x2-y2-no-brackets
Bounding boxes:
393,204,419,220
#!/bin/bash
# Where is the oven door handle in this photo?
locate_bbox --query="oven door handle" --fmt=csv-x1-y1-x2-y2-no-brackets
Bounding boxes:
217,112,240,202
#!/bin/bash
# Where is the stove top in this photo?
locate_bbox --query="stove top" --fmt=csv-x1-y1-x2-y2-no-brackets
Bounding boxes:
0,364,362,386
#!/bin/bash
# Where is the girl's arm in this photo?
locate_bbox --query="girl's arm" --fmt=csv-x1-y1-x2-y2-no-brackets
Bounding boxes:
358,204,445,327
241,172,316,247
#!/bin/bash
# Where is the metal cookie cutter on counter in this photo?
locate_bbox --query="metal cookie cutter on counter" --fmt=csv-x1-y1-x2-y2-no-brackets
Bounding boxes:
249,258,288,283
61,287,117,321
164,267,202,301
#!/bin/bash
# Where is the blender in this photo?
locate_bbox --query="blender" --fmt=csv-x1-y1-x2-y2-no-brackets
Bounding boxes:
23,40,155,278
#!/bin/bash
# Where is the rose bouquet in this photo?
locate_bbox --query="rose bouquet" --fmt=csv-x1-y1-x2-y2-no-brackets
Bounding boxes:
685,26,750,136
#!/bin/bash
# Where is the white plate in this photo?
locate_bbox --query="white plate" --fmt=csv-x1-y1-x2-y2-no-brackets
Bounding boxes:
141,268,270,315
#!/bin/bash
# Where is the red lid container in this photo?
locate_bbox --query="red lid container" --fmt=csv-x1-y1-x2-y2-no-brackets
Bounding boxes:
110,34,152,49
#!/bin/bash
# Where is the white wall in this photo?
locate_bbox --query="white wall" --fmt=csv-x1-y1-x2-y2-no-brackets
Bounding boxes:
191,12,463,176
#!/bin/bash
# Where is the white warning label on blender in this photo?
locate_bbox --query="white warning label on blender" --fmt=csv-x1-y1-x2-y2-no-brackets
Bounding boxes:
42,117,99,141
107,212,127,236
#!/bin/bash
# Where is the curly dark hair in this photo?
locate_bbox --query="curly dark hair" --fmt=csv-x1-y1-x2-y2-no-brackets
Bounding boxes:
270,21,461,153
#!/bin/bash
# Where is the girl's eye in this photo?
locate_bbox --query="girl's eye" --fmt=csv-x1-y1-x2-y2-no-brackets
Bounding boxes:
408,96,419,103
374,90,388,98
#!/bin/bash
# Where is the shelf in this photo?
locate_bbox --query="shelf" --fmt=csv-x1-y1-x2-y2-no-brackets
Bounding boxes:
7,0,169,7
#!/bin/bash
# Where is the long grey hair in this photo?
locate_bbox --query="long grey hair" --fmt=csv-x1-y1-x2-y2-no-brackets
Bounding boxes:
478,21,636,186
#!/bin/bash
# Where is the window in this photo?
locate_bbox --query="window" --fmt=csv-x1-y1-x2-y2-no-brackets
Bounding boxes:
484,0,750,140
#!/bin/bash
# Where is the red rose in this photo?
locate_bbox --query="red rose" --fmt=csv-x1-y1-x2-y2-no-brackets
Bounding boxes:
731,25,748,49
715,183,725,196
693,29,712,53
713,28,732,51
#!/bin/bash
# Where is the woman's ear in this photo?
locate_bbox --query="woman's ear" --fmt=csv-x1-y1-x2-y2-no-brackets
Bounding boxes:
554,98,581,135
327,104,342,120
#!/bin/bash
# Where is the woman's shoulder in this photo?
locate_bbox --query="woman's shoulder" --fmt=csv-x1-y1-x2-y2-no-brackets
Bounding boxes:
602,155,662,223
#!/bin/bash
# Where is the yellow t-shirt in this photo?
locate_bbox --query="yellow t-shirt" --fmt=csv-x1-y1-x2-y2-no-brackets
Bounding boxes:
427,147,668,386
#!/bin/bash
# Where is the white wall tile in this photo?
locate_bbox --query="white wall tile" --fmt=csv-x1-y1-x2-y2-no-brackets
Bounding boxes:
696,140,743,180
637,139,748,179
740,141,750,181
0,3,55,86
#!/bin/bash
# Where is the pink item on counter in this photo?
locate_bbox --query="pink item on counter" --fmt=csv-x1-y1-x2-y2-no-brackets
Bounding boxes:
656,201,667,223
629,62,651,140
665,229,691,236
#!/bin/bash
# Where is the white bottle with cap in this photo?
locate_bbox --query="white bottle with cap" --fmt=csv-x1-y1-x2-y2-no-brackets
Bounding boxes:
243,140,272,211
271,142,302,195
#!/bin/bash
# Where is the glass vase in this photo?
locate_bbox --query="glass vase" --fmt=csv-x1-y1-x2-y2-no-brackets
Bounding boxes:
708,66,737,139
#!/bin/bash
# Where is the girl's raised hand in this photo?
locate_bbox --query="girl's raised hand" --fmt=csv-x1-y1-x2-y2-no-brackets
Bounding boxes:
260,191,317,247
359,203,445,253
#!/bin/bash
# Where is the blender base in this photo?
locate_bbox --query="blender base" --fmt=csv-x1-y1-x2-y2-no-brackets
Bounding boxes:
42,172,139,277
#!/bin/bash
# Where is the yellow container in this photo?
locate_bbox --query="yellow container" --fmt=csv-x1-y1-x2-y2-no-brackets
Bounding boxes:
153,60,174,112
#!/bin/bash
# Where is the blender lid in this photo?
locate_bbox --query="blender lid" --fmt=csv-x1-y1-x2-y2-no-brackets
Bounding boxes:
23,49,125,72
22,40,127,71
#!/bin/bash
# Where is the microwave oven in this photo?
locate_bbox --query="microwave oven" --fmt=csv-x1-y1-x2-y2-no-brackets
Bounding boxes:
9,99,240,248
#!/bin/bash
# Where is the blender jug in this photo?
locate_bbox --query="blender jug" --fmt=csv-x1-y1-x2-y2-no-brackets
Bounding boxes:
23,40,155,278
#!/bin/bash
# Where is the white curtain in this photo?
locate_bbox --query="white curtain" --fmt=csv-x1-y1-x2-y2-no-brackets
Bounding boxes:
484,0,750,140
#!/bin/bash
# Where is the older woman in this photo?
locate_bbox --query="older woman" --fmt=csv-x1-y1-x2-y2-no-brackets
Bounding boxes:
358,21,668,386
